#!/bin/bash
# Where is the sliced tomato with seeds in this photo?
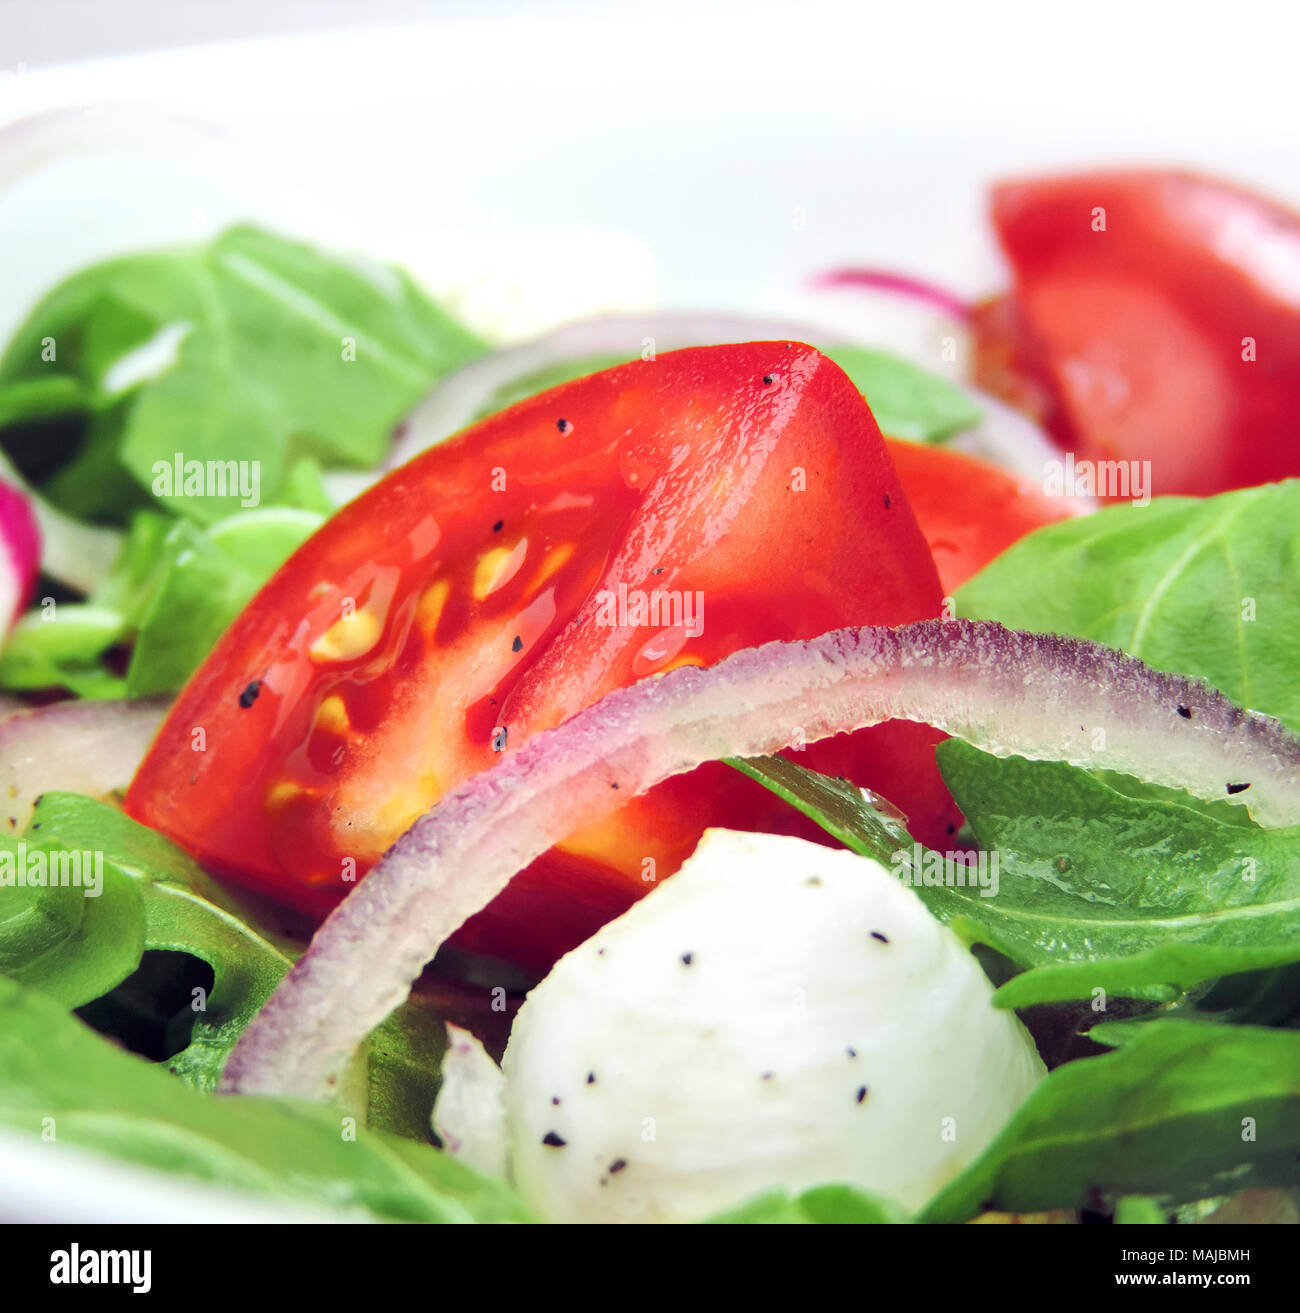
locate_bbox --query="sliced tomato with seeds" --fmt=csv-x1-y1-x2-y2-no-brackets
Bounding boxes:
976,170,1300,497
126,342,958,971
884,439,1078,595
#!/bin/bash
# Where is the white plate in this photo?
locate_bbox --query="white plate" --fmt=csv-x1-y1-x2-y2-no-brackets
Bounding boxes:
0,0,1296,1223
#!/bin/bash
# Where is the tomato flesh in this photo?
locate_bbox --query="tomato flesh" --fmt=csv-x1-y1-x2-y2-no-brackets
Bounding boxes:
126,343,959,971
977,170,1300,496
884,439,1076,595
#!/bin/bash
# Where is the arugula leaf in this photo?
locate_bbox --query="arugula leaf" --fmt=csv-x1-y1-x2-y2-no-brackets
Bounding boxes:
0,605,130,698
0,507,171,692
728,754,911,864
0,505,321,699
938,742,1300,1008
957,481,1300,730
23,793,296,1088
126,506,322,697
1113,1196,1169,1224
0,375,88,428
0,226,485,525
0,832,143,1007
358,994,450,1142
0,975,535,1222
919,1019,1300,1221
729,754,1032,940
733,750,1300,1008
701,1182,908,1224
822,345,980,442
22,792,448,1124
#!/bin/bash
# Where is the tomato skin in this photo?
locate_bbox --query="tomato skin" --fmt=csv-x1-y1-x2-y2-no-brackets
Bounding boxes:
126,343,960,970
884,439,1076,595
978,170,1300,497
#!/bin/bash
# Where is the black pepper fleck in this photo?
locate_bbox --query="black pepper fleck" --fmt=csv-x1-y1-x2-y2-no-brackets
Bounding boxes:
883,493,891,509
1226,781,1251,795
556,418,571,433
652,566,665,575
609,1158,628,1174
542,1131,567,1147
239,680,261,708
492,726,508,752
870,931,889,944
493,519,504,532
681,952,694,966
846,1047,857,1059
511,635,523,653
855,1086,869,1104
551,1096,561,1106
586,1071,596,1085
1177,705,1192,719
762,374,774,385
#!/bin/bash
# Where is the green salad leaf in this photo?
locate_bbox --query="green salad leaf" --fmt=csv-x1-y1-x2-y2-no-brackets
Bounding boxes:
0,605,131,698
957,481,1300,731
126,506,322,697
728,753,910,865
0,505,322,699
17,793,448,1125
937,742,1300,1008
822,344,980,442
732,749,1300,1008
920,1019,1300,1221
0,226,485,526
0,975,534,1222
21,793,297,1089
702,1183,908,1224
0,832,143,1007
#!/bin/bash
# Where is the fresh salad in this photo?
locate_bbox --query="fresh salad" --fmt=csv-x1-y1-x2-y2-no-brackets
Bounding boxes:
1,163,1299,1227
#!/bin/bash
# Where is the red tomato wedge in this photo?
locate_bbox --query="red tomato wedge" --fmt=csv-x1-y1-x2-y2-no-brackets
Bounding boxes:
126,343,960,972
975,170,1300,497
884,439,1076,594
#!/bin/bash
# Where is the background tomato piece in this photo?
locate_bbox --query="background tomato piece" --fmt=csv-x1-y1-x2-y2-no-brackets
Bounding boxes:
977,170,1300,496
127,343,959,971
884,439,1076,594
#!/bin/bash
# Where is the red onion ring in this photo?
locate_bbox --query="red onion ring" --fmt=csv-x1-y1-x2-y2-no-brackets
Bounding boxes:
0,451,120,595
812,267,973,322
220,619,1300,1101
0,479,39,629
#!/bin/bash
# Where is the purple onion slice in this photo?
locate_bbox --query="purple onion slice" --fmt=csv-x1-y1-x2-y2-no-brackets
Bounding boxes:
221,619,1300,1100
811,267,973,322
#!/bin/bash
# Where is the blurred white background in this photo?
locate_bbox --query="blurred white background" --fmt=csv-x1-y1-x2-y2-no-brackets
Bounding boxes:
1,0,1298,337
